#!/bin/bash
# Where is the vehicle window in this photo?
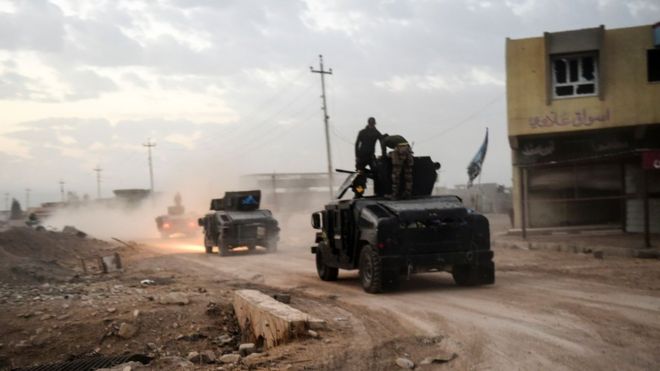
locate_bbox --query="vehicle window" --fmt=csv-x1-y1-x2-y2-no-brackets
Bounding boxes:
360,208,379,226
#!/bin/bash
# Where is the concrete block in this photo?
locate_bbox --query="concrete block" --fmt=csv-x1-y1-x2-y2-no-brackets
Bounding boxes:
233,290,325,349
233,289,315,348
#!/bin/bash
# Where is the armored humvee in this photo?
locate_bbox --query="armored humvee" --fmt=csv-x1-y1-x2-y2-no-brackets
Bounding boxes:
198,190,280,256
310,156,495,293
155,193,199,238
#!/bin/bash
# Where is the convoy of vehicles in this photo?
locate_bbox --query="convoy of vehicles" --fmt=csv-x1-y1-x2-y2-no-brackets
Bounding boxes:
160,133,494,294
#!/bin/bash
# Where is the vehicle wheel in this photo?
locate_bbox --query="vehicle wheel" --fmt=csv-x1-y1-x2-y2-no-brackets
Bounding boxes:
247,244,256,252
203,234,214,254
359,245,383,293
452,264,479,286
316,247,338,281
478,262,495,285
219,245,230,256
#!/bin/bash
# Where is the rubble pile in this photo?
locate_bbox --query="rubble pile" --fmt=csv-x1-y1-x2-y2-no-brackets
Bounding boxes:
0,275,256,370
0,227,118,283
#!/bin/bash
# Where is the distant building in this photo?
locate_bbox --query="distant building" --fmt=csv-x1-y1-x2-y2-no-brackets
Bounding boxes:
506,23,660,241
435,183,512,215
240,173,343,213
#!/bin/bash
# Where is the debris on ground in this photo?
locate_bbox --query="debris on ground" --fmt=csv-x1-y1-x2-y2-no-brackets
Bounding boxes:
396,356,415,369
420,351,457,364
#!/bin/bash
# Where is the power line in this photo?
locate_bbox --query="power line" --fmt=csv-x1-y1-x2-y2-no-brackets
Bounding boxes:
310,54,334,198
417,93,504,145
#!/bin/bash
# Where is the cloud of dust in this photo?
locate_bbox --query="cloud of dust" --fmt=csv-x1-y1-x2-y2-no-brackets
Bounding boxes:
260,190,329,247
44,152,243,241
43,151,332,248
44,197,169,240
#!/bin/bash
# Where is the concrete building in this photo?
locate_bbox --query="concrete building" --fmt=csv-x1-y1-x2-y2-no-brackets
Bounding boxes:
506,23,660,244
240,172,342,213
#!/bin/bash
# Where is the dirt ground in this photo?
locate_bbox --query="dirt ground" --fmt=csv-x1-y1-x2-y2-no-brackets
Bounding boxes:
2,214,660,370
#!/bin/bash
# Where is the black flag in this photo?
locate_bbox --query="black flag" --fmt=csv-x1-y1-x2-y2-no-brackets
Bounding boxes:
467,128,488,187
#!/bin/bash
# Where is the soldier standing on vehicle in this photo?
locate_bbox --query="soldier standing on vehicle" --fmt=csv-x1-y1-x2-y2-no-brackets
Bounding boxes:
355,117,384,171
383,134,414,199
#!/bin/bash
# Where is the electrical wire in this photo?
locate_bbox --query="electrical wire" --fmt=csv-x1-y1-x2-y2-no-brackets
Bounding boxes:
417,93,503,145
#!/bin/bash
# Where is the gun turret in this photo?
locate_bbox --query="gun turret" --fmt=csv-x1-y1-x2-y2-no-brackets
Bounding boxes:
336,156,440,199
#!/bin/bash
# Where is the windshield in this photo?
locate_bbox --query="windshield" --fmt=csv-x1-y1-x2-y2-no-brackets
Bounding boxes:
216,210,271,221
378,196,463,212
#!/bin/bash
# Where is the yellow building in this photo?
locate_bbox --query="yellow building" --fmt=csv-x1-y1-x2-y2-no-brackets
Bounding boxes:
506,23,660,244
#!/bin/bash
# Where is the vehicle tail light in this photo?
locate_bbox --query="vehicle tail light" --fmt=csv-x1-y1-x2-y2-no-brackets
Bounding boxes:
377,242,385,249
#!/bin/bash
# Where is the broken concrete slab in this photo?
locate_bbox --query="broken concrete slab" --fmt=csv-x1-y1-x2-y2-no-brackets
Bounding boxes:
233,289,322,349
158,292,190,305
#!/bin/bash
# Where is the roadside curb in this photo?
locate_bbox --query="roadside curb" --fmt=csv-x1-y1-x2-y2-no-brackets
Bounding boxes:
492,239,660,260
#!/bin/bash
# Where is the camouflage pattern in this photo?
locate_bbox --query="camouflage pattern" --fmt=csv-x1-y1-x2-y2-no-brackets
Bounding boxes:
389,144,414,198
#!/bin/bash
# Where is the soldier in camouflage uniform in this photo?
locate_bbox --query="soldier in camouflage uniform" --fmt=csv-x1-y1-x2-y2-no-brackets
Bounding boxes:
382,134,413,199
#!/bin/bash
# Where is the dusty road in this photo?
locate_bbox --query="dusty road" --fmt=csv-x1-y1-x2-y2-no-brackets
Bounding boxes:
140,226,660,371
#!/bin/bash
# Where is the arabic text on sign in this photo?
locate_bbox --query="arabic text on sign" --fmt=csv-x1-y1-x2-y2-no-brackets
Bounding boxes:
528,108,610,129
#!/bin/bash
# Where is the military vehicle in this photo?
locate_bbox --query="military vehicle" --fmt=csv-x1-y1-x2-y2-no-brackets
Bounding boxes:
155,193,199,238
198,190,280,256
310,156,495,293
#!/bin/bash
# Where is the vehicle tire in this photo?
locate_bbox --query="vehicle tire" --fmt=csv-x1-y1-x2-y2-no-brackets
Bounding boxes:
247,244,256,252
203,234,214,254
452,264,478,286
478,262,495,285
316,247,338,281
359,245,383,293
219,245,230,257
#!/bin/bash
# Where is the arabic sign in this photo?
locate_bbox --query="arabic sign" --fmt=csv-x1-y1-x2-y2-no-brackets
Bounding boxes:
528,108,611,129
642,151,660,170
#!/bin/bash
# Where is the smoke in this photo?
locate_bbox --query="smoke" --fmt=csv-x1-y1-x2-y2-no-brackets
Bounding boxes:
44,195,173,240
44,152,244,241
42,151,333,248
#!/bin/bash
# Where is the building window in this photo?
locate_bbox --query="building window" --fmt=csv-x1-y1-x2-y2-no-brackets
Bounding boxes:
648,49,660,82
551,53,598,98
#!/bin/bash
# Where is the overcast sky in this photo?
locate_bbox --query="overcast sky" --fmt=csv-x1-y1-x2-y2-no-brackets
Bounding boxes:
1,0,659,206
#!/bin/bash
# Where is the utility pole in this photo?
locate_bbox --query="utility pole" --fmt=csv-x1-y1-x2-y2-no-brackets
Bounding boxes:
59,180,65,202
310,54,334,198
5,192,9,211
143,139,156,194
93,166,103,199
25,188,30,209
